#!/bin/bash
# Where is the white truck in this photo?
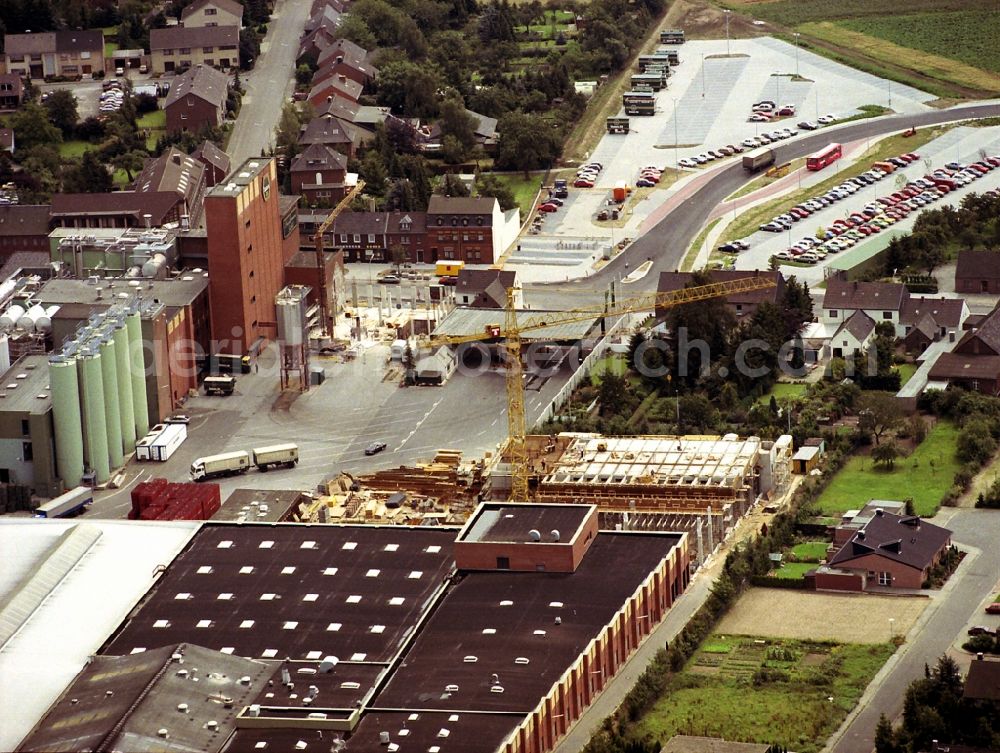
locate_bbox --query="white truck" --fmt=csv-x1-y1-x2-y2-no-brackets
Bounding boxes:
136,423,187,461
33,486,93,518
190,451,251,482
252,443,299,471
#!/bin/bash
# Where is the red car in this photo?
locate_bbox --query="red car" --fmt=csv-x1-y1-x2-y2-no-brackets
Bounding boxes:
986,603,1000,614
574,178,594,188
538,203,559,213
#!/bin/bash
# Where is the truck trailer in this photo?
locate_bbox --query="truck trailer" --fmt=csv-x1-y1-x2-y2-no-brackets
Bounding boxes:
252,443,299,471
136,423,188,461
743,147,776,172
204,375,237,396
33,486,93,518
190,451,251,482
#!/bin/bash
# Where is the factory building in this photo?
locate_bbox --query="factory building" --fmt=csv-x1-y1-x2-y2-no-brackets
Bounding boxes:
0,355,58,495
48,227,178,280
11,505,689,753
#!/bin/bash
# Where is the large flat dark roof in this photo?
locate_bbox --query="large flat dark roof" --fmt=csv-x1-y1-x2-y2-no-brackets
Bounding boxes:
102,525,456,663
460,503,592,544
376,532,681,712
223,710,521,753
256,660,385,710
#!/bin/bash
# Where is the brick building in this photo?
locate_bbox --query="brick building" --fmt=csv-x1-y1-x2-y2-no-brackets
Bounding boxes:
164,65,229,134
955,249,1000,294
49,192,183,229
929,301,1000,394
134,147,207,226
0,205,50,262
204,158,288,355
191,139,231,186
0,74,24,111
426,195,506,264
3,30,104,79
323,210,428,263
289,142,348,205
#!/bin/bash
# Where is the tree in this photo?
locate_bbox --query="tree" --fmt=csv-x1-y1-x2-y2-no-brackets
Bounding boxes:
626,326,646,371
597,372,628,416
111,149,148,183
857,392,904,445
874,714,900,753
956,418,997,465
8,102,62,151
275,101,310,156
389,243,408,271
872,440,900,470
474,172,517,212
494,111,562,176
440,172,469,197
44,89,79,136
439,97,478,152
63,150,113,193
440,134,468,165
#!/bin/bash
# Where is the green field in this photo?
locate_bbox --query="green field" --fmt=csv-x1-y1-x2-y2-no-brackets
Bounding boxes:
896,363,917,387
771,561,816,579
58,140,92,159
489,173,542,217
631,635,894,753
789,541,829,562
815,420,960,516
757,382,808,405
735,0,998,28
590,354,627,384
839,11,1000,75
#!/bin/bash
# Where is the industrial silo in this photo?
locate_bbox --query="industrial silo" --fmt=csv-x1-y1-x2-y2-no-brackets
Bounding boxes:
125,311,149,437
78,349,110,484
49,356,85,487
112,320,137,452
0,304,25,328
99,335,124,469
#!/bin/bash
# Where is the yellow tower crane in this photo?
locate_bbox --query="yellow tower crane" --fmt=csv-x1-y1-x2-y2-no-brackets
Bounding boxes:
430,274,776,501
312,180,366,336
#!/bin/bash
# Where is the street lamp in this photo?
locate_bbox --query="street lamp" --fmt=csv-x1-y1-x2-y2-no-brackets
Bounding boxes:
793,32,800,77
702,53,706,97
776,73,781,104
724,10,731,57
672,97,679,169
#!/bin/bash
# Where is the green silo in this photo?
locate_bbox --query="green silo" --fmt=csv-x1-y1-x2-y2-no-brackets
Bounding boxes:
78,350,110,484
49,356,85,487
113,321,137,452
126,312,149,437
99,335,124,469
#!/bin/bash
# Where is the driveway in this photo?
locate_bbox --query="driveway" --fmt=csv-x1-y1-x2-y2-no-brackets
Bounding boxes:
826,507,1000,753
227,0,311,165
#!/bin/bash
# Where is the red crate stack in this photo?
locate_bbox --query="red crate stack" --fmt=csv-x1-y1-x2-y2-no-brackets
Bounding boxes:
129,479,222,520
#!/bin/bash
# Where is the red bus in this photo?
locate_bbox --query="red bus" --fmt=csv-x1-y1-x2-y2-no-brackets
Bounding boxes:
806,142,842,171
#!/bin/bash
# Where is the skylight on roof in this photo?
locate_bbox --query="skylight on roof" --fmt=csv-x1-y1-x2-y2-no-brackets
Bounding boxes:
389,597,405,606
197,566,213,574
342,541,357,550
240,566,254,574
262,648,278,658
259,540,274,549
408,571,423,579
301,541,317,549
350,652,367,661
370,625,386,634
324,567,338,575
384,543,399,552
175,592,191,600
218,540,233,549
218,593,233,600
153,619,170,628
221,647,234,654
282,566,296,574
549,601,564,608
240,620,255,629
425,545,441,554
284,621,299,630
366,568,380,577
482,628,496,635
346,594,362,604
303,593,318,602
260,593,276,601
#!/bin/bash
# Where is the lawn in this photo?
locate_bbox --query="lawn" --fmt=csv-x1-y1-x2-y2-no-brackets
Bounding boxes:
789,540,829,562
770,561,816,579
137,109,166,129
682,218,720,271
488,173,542,218
815,420,960,516
590,354,627,384
896,363,918,387
756,381,808,405
736,0,998,27
631,634,895,753
58,140,93,159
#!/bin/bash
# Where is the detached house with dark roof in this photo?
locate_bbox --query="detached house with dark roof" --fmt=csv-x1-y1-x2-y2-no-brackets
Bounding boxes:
900,296,969,354
191,140,231,186
955,249,1000,295
307,72,364,109
299,115,357,157
134,147,207,226
825,508,952,590
3,29,105,79
929,301,1000,394
150,25,239,74
456,268,521,308
164,64,229,133
290,143,349,205
821,276,910,336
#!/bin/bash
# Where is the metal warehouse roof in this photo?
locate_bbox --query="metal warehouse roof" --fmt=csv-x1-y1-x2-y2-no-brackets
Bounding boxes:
432,308,601,342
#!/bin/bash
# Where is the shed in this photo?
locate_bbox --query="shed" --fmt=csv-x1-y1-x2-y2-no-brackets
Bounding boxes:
792,445,821,475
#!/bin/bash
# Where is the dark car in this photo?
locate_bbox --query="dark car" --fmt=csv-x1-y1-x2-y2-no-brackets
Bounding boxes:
365,441,387,456
438,275,458,286
968,625,996,636
986,603,1000,614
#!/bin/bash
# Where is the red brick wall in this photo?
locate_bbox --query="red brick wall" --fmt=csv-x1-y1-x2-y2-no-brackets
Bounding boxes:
166,94,220,134
814,569,864,592
454,513,598,573
836,553,926,589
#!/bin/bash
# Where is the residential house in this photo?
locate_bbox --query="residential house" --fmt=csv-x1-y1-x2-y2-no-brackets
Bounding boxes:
297,26,337,66
298,116,356,158
313,52,378,88
0,205,51,262
955,249,1000,295
307,72,363,109
180,0,244,28
426,195,506,264
825,508,952,590
0,74,24,111
134,147,208,226
656,269,786,321
311,0,348,14
900,296,969,354
423,109,498,153
150,25,239,74
928,301,1000,394
164,64,229,134
326,211,428,263
821,276,909,336
315,37,370,70
49,192,183,229
303,5,341,38
315,95,359,123
289,143,348,205
828,310,876,359
0,128,13,153
191,140,231,186
964,654,1000,702
455,268,521,308
3,29,105,79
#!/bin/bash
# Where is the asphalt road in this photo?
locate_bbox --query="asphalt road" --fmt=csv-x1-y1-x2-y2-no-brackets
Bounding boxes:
827,507,1000,753
226,0,311,165
527,102,1000,307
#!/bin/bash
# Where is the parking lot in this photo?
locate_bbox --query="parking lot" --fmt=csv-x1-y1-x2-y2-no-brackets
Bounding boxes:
508,35,935,281
731,125,1000,283
37,70,169,121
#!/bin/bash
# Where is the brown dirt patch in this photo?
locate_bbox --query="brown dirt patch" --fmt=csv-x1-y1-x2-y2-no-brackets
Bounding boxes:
802,652,827,666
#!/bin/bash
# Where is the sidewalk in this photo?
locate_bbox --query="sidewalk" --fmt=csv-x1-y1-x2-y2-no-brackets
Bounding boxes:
551,478,801,753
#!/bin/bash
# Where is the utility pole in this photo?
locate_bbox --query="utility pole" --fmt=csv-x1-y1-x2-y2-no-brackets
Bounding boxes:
793,32,800,77
672,97,679,169
724,9,731,56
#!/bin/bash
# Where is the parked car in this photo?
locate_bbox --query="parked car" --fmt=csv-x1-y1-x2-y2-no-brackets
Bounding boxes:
798,121,818,130
538,202,559,212
636,178,656,187
379,274,401,284
365,441,388,456
679,158,697,168
817,114,836,124
986,603,1000,615
574,178,594,188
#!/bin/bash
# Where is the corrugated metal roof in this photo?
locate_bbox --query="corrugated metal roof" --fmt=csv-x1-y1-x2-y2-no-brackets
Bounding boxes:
432,307,600,341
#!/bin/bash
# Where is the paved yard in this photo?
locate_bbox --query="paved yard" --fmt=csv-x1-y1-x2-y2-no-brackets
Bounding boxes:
716,589,927,643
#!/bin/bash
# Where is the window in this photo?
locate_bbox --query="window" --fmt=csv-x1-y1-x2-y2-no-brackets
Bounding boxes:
203,46,214,53
21,419,29,436
496,556,510,569
401,236,409,244
163,49,174,55
882,311,892,319
206,6,217,13
828,310,838,318
339,233,348,243
180,47,191,54
367,234,375,243
23,442,33,461
353,234,360,242
877,571,891,586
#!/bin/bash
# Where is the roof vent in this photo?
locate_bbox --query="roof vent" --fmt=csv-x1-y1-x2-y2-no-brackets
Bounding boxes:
528,529,541,542
157,729,169,738
875,507,884,516
445,683,459,692
463,655,478,663
379,731,391,744
206,720,218,730
551,529,560,542
177,703,188,713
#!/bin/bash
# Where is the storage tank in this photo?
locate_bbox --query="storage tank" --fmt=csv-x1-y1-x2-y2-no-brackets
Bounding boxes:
36,306,58,334
126,311,149,436
49,356,86,487
99,335,124,469
0,333,9,373
17,304,45,332
1,304,25,328
78,350,111,484
112,321,137,452
142,253,166,278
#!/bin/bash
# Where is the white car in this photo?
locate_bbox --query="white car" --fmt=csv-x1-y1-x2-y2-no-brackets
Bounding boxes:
817,114,836,124
741,138,758,148
678,158,697,168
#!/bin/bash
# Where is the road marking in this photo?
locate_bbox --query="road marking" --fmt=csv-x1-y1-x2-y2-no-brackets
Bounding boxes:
395,396,444,451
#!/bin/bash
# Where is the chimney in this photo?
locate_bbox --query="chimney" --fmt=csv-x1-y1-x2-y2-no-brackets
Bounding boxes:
143,213,152,229
978,652,985,660
338,74,347,83
875,507,884,516
336,55,344,64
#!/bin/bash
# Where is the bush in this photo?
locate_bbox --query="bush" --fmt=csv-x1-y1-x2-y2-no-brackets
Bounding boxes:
133,93,158,114
962,633,999,654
